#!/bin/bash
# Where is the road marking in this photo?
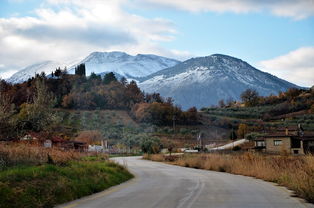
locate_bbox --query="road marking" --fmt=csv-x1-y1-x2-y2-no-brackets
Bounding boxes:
60,176,138,208
176,175,205,208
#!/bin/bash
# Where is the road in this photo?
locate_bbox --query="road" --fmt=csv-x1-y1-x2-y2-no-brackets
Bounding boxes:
58,156,313,208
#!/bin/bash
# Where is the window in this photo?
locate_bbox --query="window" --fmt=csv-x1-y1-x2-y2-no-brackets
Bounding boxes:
256,141,265,147
274,140,282,146
293,150,299,154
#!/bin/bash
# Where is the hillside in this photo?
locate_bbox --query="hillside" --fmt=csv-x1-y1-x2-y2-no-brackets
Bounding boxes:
200,87,314,133
139,54,299,109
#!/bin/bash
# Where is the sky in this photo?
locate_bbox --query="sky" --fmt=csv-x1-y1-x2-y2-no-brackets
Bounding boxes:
0,0,313,87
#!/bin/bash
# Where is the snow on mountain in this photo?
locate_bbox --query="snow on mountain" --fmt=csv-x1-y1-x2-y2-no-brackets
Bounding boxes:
7,61,66,84
7,51,180,84
139,54,300,109
6,52,300,111
68,51,180,79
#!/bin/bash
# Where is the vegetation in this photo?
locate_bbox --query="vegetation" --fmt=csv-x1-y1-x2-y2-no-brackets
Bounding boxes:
201,86,314,140
0,161,133,208
0,143,133,208
0,67,199,141
145,153,314,203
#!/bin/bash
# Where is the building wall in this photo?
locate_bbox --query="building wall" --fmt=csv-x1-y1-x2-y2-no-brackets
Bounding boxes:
265,137,291,153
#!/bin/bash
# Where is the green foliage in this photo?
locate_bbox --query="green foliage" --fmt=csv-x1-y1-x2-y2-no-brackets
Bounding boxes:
89,72,102,81
16,79,58,133
140,135,161,154
0,161,133,208
74,63,86,76
103,72,117,85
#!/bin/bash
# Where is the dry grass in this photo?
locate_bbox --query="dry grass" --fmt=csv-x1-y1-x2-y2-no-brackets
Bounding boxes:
0,142,105,168
145,152,314,203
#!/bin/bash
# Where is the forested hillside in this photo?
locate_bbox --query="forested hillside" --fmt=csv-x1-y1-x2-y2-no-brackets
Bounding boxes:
0,66,198,142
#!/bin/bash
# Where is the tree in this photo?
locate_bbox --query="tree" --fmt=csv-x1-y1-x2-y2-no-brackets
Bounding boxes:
120,77,128,86
89,72,101,81
218,99,225,108
240,89,259,107
54,67,62,77
285,88,301,102
237,123,248,139
125,81,144,107
229,128,237,141
166,140,175,156
140,135,161,154
75,63,86,76
103,72,117,84
226,98,235,107
17,79,57,132
0,91,15,140
145,93,164,103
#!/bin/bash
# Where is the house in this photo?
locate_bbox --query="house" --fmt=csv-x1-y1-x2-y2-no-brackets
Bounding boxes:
20,132,87,151
254,125,314,155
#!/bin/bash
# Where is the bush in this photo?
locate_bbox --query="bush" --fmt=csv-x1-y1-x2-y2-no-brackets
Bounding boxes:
140,136,161,154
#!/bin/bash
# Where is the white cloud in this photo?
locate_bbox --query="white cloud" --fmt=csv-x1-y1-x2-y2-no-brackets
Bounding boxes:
0,0,186,78
141,0,314,20
258,47,314,87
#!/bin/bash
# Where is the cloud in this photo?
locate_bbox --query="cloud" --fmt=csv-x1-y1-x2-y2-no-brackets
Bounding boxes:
258,47,314,87
140,0,314,20
0,0,184,78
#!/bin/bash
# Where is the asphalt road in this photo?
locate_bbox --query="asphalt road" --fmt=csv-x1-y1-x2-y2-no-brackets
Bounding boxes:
58,156,313,208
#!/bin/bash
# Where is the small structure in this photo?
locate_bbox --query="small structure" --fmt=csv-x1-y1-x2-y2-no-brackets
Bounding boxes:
88,139,109,152
20,132,87,151
254,125,314,155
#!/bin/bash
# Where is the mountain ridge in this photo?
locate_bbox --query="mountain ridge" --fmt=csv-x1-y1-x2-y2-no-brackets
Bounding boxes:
67,51,180,79
138,54,299,109
6,52,300,110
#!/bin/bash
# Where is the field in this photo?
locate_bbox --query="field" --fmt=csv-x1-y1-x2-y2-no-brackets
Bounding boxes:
0,143,133,208
144,152,314,203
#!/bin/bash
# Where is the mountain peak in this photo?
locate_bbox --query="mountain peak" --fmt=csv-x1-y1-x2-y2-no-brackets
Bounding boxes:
139,53,299,109
68,51,180,79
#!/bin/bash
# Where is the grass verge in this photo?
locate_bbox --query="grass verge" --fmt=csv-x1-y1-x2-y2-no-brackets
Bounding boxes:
0,160,133,208
144,153,314,203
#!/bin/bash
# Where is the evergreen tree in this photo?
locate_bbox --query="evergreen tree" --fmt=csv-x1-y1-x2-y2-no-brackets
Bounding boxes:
54,67,62,77
229,128,237,141
103,72,117,84
75,63,86,76
120,77,128,86
90,72,101,81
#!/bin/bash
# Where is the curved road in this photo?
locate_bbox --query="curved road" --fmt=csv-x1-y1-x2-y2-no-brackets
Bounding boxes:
58,156,313,208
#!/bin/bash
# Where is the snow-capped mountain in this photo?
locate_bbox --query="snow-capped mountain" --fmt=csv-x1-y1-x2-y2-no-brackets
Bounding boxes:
68,51,180,79
139,54,299,109
6,52,300,110
7,51,180,83
7,61,66,84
